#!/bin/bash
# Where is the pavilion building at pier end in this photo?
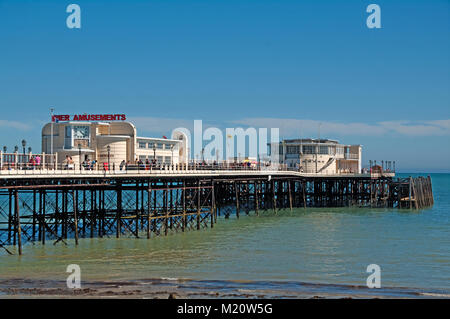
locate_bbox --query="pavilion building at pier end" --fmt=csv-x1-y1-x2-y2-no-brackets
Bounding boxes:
269,138,362,174
41,116,189,168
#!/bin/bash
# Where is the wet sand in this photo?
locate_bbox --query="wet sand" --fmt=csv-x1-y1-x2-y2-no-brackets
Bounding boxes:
1,278,447,299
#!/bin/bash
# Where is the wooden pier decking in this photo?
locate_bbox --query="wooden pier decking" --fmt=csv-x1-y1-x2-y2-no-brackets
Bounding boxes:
0,170,434,255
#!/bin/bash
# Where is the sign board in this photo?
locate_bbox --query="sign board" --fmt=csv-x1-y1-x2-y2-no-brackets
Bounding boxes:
52,114,126,122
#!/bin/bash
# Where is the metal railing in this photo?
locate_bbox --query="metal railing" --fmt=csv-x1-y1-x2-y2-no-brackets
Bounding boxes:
0,161,287,175
1,152,56,170
0,157,394,177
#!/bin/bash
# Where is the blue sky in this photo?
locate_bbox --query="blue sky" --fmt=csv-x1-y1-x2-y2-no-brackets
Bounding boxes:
0,0,449,172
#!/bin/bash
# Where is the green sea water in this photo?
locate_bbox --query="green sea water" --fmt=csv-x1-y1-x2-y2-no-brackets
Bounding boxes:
0,173,449,293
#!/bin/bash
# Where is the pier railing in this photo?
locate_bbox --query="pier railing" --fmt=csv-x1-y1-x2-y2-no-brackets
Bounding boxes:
0,162,397,178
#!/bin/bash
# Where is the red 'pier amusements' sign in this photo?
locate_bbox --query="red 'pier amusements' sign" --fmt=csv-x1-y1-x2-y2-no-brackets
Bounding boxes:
52,114,127,122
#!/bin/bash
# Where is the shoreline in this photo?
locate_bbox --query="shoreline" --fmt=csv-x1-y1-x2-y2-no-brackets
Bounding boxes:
1,278,449,299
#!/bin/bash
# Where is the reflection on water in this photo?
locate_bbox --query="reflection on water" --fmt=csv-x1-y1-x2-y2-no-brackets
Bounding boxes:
0,174,449,291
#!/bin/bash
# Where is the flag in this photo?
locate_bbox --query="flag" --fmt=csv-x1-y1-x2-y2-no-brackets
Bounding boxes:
163,136,167,139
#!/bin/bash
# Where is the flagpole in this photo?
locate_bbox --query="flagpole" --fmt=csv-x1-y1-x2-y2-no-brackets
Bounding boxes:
50,107,54,168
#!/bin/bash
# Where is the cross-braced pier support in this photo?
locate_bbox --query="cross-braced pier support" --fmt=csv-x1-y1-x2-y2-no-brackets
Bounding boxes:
0,175,433,255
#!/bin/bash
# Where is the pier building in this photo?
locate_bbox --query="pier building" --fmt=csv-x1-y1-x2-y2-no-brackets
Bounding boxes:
269,139,362,174
41,118,189,168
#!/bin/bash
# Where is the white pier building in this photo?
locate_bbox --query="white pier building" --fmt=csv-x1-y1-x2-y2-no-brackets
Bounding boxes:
269,139,362,174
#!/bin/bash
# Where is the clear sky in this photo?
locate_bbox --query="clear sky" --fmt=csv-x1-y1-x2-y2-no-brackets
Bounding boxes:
0,0,449,172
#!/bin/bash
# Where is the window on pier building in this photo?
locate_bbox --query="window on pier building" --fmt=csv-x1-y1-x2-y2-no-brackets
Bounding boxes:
302,145,315,154
319,146,329,155
287,146,299,154
156,143,164,150
138,141,146,149
64,126,72,150
157,156,163,163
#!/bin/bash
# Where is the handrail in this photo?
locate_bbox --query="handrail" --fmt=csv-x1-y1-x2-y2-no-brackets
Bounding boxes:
0,160,395,177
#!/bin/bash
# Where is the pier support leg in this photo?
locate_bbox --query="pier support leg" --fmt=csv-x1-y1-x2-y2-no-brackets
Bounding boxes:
272,180,277,213
211,184,215,228
116,186,122,238
73,190,79,245
147,187,151,239
235,182,240,219
197,181,201,230
183,182,187,232
14,190,22,255
254,181,259,216
288,181,293,212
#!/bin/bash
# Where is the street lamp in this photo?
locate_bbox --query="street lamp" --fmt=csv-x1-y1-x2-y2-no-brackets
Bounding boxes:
170,144,174,166
78,144,82,170
22,139,26,156
107,145,111,171
153,144,156,160
50,107,55,167
3,146,6,153
28,147,32,153
14,146,18,168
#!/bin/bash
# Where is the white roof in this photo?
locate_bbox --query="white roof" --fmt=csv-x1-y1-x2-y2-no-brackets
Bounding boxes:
137,137,181,143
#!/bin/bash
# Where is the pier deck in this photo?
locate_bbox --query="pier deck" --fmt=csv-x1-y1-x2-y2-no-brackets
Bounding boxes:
0,167,395,179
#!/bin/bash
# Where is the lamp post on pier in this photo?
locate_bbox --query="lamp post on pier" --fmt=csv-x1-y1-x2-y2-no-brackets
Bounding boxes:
21,139,26,157
50,107,54,168
2,146,6,168
107,145,111,171
21,140,27,169
14,146,18,169
78,144,82,171
170,144,174,166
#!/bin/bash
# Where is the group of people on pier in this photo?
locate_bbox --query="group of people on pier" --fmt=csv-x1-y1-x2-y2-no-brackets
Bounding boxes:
2,153,276,172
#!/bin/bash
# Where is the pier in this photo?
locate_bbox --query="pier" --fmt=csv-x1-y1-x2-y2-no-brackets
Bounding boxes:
0,167,434,255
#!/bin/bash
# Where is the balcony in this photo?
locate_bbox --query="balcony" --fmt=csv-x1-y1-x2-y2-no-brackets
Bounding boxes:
344,153,359,160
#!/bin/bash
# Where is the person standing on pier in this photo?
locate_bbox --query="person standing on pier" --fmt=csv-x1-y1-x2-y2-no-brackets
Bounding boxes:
120,160,126,171
35,155,41,169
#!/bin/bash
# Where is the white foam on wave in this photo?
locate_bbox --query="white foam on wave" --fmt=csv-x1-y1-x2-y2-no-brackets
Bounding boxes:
160,277,179,281
419,292,450,298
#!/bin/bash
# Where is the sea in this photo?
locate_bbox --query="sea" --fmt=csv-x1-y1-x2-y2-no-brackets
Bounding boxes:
0,173,449,298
